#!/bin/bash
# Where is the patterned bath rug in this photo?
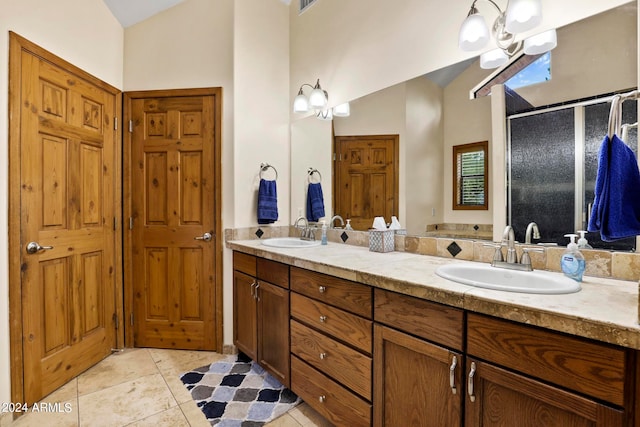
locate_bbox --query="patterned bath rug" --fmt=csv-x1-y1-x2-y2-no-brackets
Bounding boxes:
180,353,301,426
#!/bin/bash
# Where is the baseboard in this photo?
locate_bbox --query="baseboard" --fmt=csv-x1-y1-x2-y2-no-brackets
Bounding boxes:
222,344,237,355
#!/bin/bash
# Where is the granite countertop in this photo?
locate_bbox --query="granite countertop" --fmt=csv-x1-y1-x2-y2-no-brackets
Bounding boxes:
227,239,640,350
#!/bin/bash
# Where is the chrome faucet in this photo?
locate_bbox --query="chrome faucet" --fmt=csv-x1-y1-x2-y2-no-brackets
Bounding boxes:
329,215,345,229
294,216,315,241
502,225,517,264
525,222,541,244
483,225,544,272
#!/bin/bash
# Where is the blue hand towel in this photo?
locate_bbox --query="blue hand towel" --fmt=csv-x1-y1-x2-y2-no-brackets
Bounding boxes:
587,134,640,241
257,179,278,224
306,182,325,222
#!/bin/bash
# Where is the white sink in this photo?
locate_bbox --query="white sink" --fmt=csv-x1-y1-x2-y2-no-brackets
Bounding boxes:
261,237,322,248
435,263,581,294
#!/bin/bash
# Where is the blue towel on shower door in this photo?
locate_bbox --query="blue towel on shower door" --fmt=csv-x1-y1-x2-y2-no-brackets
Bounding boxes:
306,182,325,222
587,134,640,241
257,179,278,224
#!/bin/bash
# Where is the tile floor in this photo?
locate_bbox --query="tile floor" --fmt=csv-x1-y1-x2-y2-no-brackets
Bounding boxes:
5,348,332,427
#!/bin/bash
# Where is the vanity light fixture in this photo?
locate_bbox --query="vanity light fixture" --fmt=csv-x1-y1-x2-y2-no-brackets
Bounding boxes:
293,79,350,119
293,79,328,113
458,0,556,69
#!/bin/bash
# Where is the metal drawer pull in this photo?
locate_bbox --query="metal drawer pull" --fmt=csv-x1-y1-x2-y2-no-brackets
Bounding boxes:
319,315,327,323
319,395,326,403
26,242,53,254
250,281,256,298
318,286,326,293
255,283,260,301
468,362,476,402
319,352,327,360
449,355,458,395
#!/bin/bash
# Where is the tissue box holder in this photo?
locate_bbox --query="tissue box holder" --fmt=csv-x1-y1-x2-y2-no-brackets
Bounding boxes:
369,229,395,253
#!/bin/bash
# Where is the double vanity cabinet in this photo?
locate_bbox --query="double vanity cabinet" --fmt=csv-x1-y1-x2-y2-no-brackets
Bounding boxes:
232,250,638,426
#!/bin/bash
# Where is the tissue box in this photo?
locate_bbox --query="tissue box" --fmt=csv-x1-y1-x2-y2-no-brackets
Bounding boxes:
369,229,395,253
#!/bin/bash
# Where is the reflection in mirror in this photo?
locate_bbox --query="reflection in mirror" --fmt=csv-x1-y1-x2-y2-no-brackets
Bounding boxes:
506,2,637,250
453,141,488,211
290,2,637,250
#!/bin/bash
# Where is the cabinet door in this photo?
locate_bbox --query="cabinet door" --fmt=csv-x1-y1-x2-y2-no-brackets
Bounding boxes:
257,280,290,387
233,270,257,360
374,325,462,427
465,358,624,427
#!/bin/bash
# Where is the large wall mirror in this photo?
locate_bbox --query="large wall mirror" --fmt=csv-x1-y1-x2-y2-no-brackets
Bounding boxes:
290,1,638,250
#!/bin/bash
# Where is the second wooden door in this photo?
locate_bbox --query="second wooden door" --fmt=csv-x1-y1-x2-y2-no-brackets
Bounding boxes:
127,89,222,351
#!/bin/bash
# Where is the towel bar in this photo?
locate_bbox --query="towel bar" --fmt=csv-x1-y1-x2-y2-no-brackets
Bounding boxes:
308,167,322,183
260,163,278,180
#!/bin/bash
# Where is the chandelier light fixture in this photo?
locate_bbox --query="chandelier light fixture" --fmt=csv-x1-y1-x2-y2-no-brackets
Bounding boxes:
293,79,350,120
458,0,557,69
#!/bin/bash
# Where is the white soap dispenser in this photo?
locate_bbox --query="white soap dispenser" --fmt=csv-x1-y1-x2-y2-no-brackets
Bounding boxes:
345,219,353,230
577,230,593,250
561,234,585,282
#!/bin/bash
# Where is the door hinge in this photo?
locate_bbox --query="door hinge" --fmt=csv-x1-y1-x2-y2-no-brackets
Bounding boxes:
113,217,117,230
130,312,134,326
333,153,336,161
128,120,134,133
112,313,119,329
114,117,118,130
129,217,134,230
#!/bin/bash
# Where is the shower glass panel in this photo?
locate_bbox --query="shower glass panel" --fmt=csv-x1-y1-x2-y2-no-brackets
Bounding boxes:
509,108,575,245
584,100,637,251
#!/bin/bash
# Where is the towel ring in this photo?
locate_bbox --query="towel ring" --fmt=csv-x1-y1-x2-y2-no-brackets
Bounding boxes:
308,167,322,183
260,163,278,180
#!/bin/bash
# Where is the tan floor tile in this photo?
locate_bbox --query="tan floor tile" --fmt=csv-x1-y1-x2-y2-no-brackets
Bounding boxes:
179,400,211,427
41,378,78,404
77,349,158,396
163,372,193,404
127,406,189,427
265,413,303,427
288,403,333,427
12,399,78,427
78,373,176,427
148,348,225,377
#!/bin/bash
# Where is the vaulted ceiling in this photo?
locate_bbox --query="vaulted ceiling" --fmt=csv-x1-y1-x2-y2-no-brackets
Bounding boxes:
102,0,185,28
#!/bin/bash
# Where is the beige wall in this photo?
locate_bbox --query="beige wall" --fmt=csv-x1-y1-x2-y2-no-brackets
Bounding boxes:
290,118,333,222
443,63,493,226
0,0,124,406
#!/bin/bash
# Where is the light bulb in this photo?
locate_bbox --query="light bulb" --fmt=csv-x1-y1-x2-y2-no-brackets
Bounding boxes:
480,48,509,69
459,12,489,51
505,0,542,34
333,103,350,117
523,29,557,55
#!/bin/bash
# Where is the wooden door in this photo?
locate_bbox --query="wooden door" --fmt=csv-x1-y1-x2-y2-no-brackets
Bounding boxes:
10,34,119,403
127,89,221,350
257,280,290,387
465,358,624,426
334,135,399,230
374,325,462,427
233,270,258,360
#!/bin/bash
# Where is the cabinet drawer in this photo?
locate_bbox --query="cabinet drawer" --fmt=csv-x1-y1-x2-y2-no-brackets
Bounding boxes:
290,267,372,318
257,258,289,289
233,252,256,276
291,320,372,400
467,313,627,406
374,289,464,351
291,293,372,354
291,356,371,427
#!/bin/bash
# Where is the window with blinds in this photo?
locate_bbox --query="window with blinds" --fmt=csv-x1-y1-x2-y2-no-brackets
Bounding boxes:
453,141,488,210
299,0,317,13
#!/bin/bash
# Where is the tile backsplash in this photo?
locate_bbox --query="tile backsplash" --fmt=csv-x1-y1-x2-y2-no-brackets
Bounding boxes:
227,226,639,283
